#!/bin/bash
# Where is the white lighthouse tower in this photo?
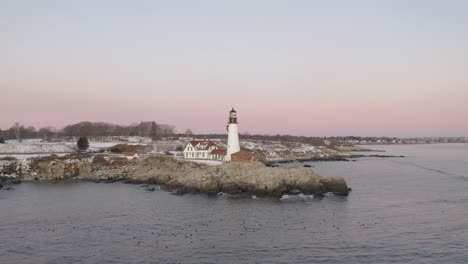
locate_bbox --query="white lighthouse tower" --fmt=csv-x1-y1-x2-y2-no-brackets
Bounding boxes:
226,108,240,161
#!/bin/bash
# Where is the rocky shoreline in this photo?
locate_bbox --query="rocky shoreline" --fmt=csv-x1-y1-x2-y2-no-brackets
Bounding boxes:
267,153,405,165
1,155,349,197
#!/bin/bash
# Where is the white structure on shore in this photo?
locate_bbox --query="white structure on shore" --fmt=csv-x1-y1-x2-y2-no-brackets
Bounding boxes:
182,108,254,162
226,108,240,161
182,140,223,160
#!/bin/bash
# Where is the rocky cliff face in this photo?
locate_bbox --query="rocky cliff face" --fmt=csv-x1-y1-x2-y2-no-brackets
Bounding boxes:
22,156,348,197
30,159,92,181
89,157,347,196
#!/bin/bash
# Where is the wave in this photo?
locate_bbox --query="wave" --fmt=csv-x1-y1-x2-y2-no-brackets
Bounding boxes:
392,160,467,179
280,194,311,202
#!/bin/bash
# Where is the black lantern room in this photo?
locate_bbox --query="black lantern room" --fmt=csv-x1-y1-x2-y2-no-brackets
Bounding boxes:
229,108,238,124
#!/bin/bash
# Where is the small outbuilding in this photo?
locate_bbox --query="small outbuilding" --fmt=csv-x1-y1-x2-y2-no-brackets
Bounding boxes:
210,148,227,161
125,152,139,160
231,149,255,162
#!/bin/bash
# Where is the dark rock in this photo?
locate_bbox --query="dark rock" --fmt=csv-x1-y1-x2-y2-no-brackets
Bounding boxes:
140,184,150,188
11,179,21,184
288,189,302,195
367,154,405,158
171,189,188,195
333,192,349,196
313,193,324,199
319,177,349,196
5,187,15,191
0,183,3,189
103,180,116,183
144,187,155,192
220,183,242,194
303,165,312,168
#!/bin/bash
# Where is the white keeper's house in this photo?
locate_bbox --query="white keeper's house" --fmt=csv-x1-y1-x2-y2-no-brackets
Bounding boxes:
183,140,226,161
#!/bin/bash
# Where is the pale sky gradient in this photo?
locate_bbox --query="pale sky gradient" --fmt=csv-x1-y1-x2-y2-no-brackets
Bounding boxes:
1,0,467,137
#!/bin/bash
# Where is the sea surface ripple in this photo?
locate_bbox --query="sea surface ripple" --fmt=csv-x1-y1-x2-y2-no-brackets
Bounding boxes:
1,144,467,264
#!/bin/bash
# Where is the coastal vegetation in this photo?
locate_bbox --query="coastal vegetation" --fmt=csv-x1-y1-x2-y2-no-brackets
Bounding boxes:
77,136,89,151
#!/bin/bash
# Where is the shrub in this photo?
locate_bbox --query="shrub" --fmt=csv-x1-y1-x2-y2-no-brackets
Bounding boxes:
175,146,183,151
0,136,4,144
110,147,122,153
77,136,89,151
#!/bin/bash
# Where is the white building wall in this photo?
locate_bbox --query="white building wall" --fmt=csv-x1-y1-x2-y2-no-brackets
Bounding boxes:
183,143,217,160
226,123,240,161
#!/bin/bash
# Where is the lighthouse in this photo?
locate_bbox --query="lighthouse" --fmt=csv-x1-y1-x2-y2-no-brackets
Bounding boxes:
226,108,240,161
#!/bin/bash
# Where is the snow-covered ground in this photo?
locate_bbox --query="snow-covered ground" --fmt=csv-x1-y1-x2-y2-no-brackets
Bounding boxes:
241,140,322,160
60,136,151,151
0,141,75,154
0,153,69,159
0,136,327,163
0,136,153,155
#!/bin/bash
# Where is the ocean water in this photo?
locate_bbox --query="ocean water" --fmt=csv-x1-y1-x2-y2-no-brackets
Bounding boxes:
1,144,467,264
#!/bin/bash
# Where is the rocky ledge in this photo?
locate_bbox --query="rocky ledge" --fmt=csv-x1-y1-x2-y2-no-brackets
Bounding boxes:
5,156,349,197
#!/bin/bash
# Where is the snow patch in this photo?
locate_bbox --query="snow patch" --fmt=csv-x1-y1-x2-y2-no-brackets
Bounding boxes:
0,142,75,154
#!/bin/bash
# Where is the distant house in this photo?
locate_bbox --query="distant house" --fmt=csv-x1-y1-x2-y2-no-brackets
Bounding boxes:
125,152,139,160
182,140,254,162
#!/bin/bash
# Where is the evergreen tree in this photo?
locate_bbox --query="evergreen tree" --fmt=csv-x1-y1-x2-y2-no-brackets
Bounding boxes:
0,136,4,144
77,136,89,151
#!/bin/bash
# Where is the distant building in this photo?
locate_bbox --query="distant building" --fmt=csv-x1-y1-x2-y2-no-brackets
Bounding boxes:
231,149,255,162
210,148,227,161
182,108,254,162
125,152,139,160
183,140,220,160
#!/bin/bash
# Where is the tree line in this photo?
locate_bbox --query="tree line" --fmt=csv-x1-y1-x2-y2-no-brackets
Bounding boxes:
0,121,176,141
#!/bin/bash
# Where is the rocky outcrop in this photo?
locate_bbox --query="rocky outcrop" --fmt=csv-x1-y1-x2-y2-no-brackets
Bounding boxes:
319,177,349,195
86,157,348,196
30,159,92,181
20,156,349,197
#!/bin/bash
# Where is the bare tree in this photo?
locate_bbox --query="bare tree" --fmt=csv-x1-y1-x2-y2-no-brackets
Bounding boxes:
11,122,22,142
160,124,175,137
185,129,193,136
38,126,55,140
24,126,36,138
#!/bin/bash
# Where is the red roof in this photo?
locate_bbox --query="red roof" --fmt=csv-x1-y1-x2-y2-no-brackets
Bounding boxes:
189,140,218,150
210,149,227,155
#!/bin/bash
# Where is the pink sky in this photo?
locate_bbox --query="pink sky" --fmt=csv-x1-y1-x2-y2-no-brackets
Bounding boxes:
1,1,468,137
